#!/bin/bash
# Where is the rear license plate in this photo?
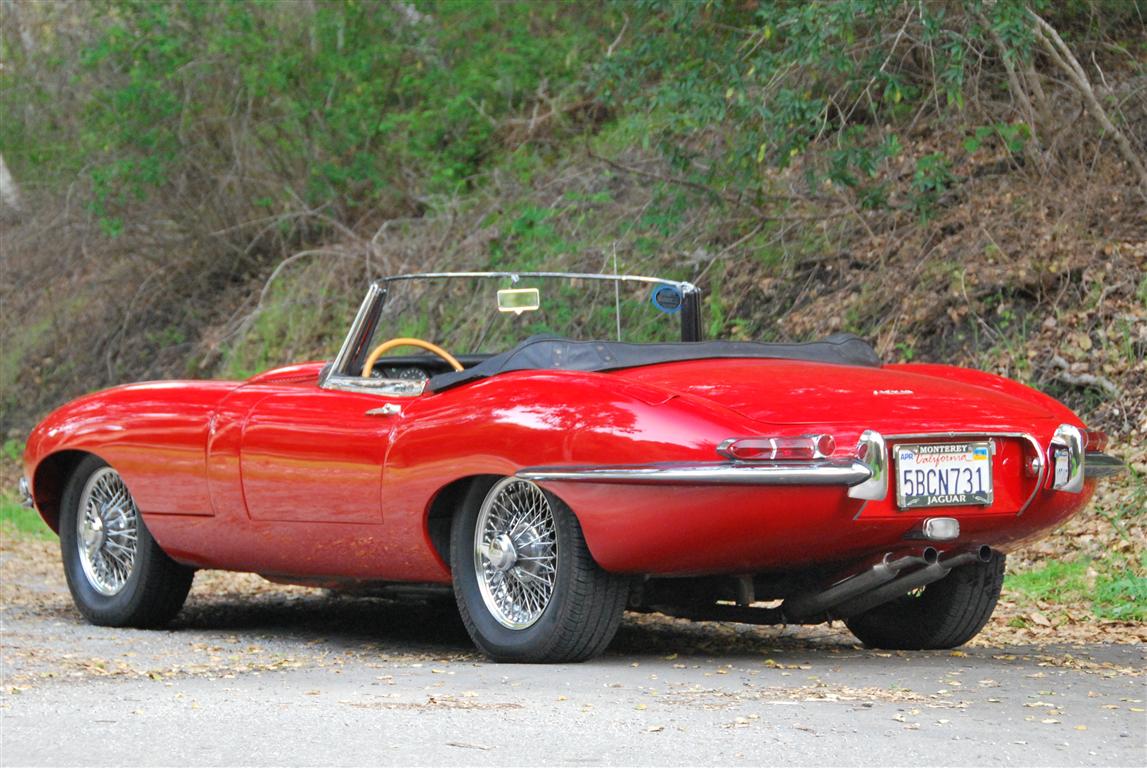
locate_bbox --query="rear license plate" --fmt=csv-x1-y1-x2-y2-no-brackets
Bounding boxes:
894,441,993,510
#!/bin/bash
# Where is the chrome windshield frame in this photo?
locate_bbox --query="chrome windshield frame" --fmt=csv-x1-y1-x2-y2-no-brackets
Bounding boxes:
318,271,703,394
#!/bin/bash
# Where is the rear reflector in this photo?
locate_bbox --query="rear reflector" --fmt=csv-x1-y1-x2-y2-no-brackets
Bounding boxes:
718,434,835,461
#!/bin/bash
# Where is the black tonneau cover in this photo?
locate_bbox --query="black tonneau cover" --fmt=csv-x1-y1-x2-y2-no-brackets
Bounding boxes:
428,334,880,392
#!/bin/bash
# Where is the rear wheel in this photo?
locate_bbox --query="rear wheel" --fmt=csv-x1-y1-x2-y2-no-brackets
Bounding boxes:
845,551,1005,650
451,477,627,662
59,455,194,628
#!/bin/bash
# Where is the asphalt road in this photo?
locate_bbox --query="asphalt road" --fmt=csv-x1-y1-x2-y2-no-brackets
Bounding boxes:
2,574,1145,768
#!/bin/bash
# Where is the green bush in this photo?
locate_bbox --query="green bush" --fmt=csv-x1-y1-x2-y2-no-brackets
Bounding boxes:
1,1,606,233
592,0,1051,217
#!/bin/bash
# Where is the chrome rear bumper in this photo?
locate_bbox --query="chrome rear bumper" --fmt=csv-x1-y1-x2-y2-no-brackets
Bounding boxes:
518,424,1124,498
517,458,872,487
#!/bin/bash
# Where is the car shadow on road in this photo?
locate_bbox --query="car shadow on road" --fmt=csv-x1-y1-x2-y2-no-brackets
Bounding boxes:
171,591,477,657
169,588,862,662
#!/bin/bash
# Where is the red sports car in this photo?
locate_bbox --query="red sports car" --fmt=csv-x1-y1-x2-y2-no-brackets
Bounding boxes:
20,271,1123,662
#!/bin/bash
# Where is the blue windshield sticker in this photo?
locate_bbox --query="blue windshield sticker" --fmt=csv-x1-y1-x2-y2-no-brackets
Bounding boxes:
651,285,683,314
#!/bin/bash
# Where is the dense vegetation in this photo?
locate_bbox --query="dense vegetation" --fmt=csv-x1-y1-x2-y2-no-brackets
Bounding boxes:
1,1,1143,616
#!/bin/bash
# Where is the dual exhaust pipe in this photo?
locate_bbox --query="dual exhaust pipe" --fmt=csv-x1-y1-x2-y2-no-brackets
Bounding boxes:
783,545,993,622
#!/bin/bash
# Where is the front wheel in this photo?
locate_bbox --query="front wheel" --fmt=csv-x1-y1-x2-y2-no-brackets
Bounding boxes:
845,551,1006,650
451,477,628,663
59,455,194,628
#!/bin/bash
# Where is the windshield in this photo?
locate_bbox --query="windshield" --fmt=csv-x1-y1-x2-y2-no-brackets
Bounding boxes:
370,273,697,355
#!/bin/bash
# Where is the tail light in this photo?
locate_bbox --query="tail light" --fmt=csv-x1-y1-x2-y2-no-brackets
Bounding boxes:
717,434,835,461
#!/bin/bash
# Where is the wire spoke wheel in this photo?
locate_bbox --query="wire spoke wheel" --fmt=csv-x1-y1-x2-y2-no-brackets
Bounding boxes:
473,478,557,629
75,467,139,596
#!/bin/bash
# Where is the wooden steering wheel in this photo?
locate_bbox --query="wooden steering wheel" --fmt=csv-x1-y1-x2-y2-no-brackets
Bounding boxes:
361,337,464,378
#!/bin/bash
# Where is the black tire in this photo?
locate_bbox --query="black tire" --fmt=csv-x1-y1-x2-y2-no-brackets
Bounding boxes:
451,477,628,663
59,455,194,628
845,551,1006,650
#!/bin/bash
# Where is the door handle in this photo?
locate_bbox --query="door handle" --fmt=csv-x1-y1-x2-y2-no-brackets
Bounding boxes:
365,404,402,417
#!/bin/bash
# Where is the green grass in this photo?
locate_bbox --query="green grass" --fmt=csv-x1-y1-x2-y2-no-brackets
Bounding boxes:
0,491,54,541
1006,553,1147,622
1007,559,1092,605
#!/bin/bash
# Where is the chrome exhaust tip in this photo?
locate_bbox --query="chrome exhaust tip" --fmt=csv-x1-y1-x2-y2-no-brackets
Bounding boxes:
783,547,941,621
937,544,994,570
832,545,993,620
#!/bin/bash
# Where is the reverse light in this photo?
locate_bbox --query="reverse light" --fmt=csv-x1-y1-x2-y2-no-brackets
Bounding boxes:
717,434,836,461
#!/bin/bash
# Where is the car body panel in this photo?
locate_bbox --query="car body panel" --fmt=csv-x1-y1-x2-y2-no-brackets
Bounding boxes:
24,381,239,520
22,262,1117,597
25,349,1101,588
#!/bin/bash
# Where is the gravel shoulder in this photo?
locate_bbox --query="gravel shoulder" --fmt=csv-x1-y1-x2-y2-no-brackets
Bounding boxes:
2,536,1145,767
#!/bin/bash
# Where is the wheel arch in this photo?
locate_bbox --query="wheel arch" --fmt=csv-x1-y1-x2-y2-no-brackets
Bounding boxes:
31,449,98,534
424,475,500,570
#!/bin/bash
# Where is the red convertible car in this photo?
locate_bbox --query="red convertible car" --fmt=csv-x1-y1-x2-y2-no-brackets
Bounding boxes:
21,271,1123,662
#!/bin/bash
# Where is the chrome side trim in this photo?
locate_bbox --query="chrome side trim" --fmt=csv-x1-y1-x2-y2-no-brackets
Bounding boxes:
883,431,1047,517
848,430,888,501
18,476,33,508
517,459,872,486
1083,452,1124,479
1050,424,1085,493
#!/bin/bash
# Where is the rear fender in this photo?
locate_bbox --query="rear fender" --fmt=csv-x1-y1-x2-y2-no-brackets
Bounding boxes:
888,364,1082,426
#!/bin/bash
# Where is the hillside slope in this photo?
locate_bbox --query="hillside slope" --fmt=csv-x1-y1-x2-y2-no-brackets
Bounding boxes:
1,3,1143,593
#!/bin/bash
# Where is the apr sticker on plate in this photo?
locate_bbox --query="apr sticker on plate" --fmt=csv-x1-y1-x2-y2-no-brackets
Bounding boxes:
894,441,993,510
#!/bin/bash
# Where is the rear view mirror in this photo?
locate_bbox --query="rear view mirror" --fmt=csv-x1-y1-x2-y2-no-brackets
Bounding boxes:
497,287,540,315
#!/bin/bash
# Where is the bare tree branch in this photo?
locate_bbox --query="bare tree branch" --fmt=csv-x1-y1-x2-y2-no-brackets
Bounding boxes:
1029,9,1147,192
976,11,1046,172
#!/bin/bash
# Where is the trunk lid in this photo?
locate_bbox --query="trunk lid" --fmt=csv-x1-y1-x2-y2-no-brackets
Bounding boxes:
613,358,1054,427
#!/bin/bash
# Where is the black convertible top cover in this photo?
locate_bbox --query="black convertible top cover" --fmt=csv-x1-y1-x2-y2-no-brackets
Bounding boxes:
428,334,880,392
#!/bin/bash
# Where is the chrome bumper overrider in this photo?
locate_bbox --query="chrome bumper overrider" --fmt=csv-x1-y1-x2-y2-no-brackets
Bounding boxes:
18,476,34,508
1049,424,1126,491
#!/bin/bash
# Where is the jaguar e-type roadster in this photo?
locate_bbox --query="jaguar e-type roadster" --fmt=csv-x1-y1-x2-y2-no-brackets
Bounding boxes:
21,271,1124,662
